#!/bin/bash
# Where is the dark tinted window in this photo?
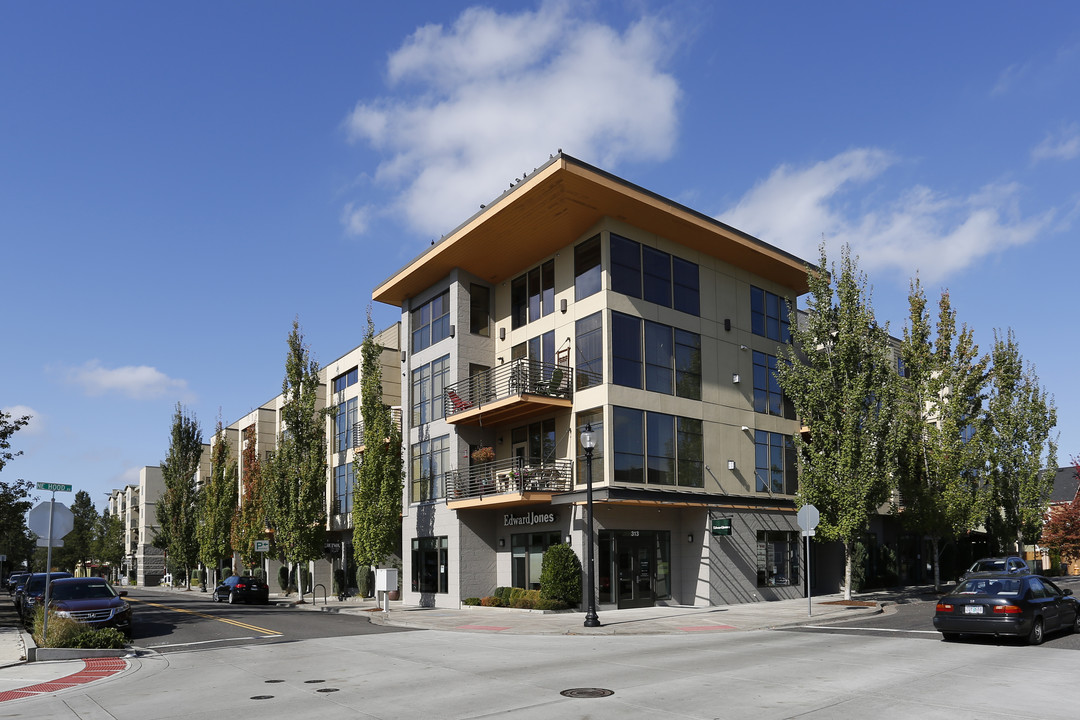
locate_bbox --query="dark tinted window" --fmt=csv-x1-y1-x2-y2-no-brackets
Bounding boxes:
574,235,601,300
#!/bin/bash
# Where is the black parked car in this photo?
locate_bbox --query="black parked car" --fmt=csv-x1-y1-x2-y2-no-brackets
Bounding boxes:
934,573,1080,645
6,572,30,595
211,575,270,604
18,571,74,623
48,577,133,637
960,556,1030,581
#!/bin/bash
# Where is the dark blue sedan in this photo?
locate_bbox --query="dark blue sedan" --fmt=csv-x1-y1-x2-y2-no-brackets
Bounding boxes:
934,573,1080,645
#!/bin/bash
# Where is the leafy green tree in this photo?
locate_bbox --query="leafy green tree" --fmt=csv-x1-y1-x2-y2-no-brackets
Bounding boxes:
776,244,903,599
157,403,204,589
56,490,99,572
266,320,328,595
197,419,238,588
1041,465,1080,569
982,329,1057,555
231,425,268,571
896,281,990,590
353,310,403,573
94,511,125,582
1,477,35,551
1,408,32,472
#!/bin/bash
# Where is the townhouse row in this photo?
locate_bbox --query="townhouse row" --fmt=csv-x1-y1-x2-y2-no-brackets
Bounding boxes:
112,153,856,605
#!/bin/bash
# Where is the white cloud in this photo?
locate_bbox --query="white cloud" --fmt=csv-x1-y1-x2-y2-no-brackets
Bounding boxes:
721,149,1051,284
1032,123,1080,162
344,1,680,238
59,361,193,402
341,202,372,237
1,404,42,436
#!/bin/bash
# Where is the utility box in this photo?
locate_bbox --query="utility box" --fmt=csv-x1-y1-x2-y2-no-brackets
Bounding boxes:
375,568,398,593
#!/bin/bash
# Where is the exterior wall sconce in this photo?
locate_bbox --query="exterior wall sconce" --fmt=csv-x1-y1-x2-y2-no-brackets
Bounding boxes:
724,318,731,332
732,373,740,384
741,425,750,432
740,345,748,351
561,298,568,314
499,538,505,548
687,533,694,544
499,327,506,341
565,535,572,545
727,460,736,471
449,325,455,338
401,351,407,363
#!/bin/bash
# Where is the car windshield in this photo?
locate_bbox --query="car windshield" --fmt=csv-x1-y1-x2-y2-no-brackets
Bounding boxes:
51,583,117,601
972,560,1007,572
956,578,1022,596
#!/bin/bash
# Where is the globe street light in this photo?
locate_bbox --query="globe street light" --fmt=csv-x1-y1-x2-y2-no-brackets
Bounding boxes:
580,424,600,628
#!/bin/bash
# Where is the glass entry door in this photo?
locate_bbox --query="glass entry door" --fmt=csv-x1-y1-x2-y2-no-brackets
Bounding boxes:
616,531,655,609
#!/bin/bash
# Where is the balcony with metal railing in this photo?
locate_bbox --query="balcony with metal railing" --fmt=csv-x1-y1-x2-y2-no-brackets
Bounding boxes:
443,358,575,427
447,457,573,509
351,406,403,450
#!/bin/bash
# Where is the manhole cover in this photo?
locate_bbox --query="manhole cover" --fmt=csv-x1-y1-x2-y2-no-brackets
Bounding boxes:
250,695,274,700
315,688,340,693
560,688,614,699
304,679,325,684
265,680,284,684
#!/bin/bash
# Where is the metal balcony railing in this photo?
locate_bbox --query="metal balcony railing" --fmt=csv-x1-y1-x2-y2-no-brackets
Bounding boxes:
444,359,573,417
351,406,403,449
450,457,573,500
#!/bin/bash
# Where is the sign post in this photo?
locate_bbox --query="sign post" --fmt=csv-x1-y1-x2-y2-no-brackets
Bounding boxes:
30,483,74,641
254,540,270,587
796,504,820,617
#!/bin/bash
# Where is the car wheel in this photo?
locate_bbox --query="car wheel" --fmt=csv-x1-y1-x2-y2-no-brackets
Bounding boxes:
941,633,960,642
228,591,237,605
1073,611,1080,635
1028,617,1044,646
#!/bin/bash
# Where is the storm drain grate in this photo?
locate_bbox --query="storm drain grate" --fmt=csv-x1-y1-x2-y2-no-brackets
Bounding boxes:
560,688,614,699
250,695,274,700
304,679,325,684
265,680,284,684
315,688,340,693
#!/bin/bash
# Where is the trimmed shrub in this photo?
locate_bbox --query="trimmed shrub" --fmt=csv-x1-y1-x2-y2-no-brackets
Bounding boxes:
535,598,569,611
333,568,347,597
277,565,290,592
70,628,127,649
511,596,536,609
359,567,375,598
539,543,581,606
508,587,526,604
494,586,512,602
463,597,481,606
480,596,505,607
32,610,127,648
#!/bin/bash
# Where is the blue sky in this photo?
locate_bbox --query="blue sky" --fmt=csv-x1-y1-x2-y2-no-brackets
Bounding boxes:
2,1,1078,512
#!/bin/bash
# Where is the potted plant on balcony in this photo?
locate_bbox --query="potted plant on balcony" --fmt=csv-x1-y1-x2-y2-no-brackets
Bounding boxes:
471,446,496,492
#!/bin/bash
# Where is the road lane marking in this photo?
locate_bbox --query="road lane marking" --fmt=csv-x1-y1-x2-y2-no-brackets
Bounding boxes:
801,625,939,634
149,636,282,649
127,598,282,635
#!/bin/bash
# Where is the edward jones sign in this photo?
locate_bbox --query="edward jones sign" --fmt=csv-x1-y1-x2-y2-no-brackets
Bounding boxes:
503,511,557,527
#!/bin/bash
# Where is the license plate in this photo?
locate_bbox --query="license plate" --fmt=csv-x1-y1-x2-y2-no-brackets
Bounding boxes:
964,605,983,615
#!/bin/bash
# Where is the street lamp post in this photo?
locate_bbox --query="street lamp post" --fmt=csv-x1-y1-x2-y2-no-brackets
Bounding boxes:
580,424,600,628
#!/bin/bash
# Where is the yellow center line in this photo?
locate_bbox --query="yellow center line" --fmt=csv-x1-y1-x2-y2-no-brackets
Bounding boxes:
127,598,282,636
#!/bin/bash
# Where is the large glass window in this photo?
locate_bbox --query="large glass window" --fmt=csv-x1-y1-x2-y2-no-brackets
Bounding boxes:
611,312,642,389
411,536,448,593
753,351,794,418
411,435,449,503
615,407,704,488
336,397,358,451
412,290,451,352
575,235,601,300
575,312,602,390
754,431,797,495
610,233,642,298
644,321,673,395
411,354,450,426
750,286,791,343
642,245,672,306
577,408,604,486
470,284,490,336
511,532,562,590
611,234,698,315
512,259,555,329
513,418,556,466
334,462,354,515
757,531,799,587
675,329,702,400
332,367,358,394
672,256,700,315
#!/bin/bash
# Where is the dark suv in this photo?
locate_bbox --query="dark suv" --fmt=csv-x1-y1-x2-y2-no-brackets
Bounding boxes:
48,577,133,637
211,575,270,604
961,556,1030,582
19,572,74,623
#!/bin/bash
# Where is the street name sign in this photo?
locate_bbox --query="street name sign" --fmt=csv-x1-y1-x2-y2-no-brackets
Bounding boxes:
36,482,72,493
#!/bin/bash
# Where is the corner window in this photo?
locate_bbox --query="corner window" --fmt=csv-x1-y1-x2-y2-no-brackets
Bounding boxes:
411,435,449,503
511,259,555,329
612,312,700,399
470,284,490,336
753,351,794,419
611,234,698,315
333,367,358,394
754,431,797,495
412,290,451,352
575,312,602,390
750,286,791,343
411,354,449,426
574,235,601,300
334,463,354,515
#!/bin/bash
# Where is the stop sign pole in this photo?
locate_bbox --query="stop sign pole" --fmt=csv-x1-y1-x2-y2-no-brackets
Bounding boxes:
796,504,819,617
34,482,73,642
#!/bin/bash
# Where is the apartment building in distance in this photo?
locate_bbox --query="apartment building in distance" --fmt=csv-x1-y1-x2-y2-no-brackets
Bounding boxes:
374,153,842,609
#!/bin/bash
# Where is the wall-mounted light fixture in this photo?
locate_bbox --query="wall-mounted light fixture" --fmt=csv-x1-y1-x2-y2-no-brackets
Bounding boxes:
449,325,455,338
565,535,572,545
724,318,731,332
727,460,736,471
499,327,506,341
401,351,407,363
741,425,750,432
561,298,568,314
740,345,749,351
732,373,741,384
499,538,505,548
687,533,694,544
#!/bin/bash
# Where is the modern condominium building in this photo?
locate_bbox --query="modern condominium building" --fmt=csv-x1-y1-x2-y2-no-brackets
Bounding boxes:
375,153,837,609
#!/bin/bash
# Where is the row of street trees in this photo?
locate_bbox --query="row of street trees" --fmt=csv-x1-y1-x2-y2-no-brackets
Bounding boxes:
777,244,1058,597
156,316,402,593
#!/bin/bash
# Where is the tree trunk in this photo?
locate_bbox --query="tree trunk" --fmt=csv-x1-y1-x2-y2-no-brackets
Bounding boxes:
931,537,941,592
843,540,853,600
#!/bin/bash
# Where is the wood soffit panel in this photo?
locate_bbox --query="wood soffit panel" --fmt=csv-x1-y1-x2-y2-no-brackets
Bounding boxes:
373,156,815,307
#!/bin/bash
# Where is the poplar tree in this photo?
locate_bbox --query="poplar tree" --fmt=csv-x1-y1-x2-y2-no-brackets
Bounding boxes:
982,329,1057,555
197,419,237,588
157,403,203,588
353,310,404,576
266,320,328,594
776,243,902,599
94,511,125,582
896,280,989,590
231,425,267,571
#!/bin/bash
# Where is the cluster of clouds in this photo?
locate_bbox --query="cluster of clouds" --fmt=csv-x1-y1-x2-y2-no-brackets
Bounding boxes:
57,360,192,402
341,2,1072,287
